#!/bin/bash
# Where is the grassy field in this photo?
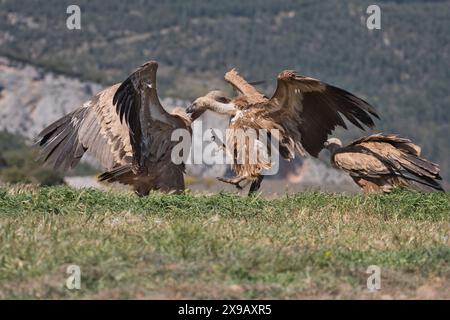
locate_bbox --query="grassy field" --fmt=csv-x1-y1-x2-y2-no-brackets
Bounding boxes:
0,186,449,299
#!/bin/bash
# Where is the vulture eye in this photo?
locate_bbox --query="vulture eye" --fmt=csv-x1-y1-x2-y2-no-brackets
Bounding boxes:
216,97,229,103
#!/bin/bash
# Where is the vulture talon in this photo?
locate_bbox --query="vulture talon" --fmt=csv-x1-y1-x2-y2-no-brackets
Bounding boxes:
216,176,247,190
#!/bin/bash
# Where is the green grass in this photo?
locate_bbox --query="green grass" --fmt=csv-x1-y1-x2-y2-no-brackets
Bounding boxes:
0,186,449,299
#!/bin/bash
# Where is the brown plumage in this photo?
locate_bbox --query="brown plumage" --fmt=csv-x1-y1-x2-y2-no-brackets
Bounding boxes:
36,61,193,195
187,69,379,194
324,134,444,193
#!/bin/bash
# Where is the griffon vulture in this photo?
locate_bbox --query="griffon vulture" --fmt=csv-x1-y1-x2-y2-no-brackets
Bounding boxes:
36,61,193,195
186,69,379,194
324,134,444,193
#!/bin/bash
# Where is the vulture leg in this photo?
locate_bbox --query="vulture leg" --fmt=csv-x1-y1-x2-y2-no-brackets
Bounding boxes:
248,175,264,196
217,176,248,190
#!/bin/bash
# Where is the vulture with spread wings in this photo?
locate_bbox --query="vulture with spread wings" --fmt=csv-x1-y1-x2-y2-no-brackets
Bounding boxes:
186,69,379,194
36,61,193,195
324,134,444,193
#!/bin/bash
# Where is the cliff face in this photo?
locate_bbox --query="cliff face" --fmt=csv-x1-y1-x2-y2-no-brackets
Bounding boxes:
0,56,356,190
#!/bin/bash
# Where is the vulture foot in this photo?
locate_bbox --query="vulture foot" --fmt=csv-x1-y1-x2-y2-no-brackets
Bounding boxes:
216,176,249,190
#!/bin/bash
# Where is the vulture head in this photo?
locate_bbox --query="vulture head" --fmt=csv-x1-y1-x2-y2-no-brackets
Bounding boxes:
324,137,343,154
186,90,235,120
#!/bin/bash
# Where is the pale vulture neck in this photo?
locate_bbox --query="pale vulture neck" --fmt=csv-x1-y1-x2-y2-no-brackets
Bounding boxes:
208,101,237,116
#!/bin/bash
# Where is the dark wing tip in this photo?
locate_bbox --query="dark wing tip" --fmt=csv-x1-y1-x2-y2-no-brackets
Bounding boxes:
277,70,297,80
98,164,132,182
361,100,380,121
138,60,158,73
114,59,159,107
370,109,381,120
145,60,158,67
34,108,89,171
331,86,380,130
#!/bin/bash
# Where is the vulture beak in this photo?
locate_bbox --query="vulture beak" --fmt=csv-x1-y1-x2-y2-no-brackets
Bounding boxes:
185,103,202,120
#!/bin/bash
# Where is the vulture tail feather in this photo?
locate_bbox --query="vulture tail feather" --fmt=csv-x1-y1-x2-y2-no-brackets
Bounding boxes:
398,170,444,192
401,153,441,178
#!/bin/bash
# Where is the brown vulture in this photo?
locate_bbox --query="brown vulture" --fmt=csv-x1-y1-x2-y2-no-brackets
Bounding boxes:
36,61,194,195
324,134,444,193
186,69,379,194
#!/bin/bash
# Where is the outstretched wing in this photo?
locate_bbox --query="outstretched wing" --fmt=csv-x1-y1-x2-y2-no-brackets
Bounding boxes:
36,85,133,171
269,70,379,157
224,69,267,104
36,60,184,173
113,60,183,168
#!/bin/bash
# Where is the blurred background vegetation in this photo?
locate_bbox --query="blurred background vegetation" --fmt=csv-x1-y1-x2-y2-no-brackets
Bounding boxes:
0,131,64,185
0,0,448,184
0,131,96,186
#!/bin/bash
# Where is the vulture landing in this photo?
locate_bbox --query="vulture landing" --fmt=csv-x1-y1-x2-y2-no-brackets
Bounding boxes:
186,69,379,195
36,60,193,196
324,134,444,193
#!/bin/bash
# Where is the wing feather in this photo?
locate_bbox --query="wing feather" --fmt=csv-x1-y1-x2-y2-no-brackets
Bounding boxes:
269,70,379,157
36,60,188,174
335,134,444,191
112,60,184,168
36,86,133,171
333,151,390,177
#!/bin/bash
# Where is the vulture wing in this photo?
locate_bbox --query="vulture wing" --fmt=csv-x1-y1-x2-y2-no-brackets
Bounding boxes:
112,60,184,169
333,149,390,178
333,134,443,191
268,70,379,157
224,69,267,104
36,85,133,171
349,133,421,156
36,60,184,173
